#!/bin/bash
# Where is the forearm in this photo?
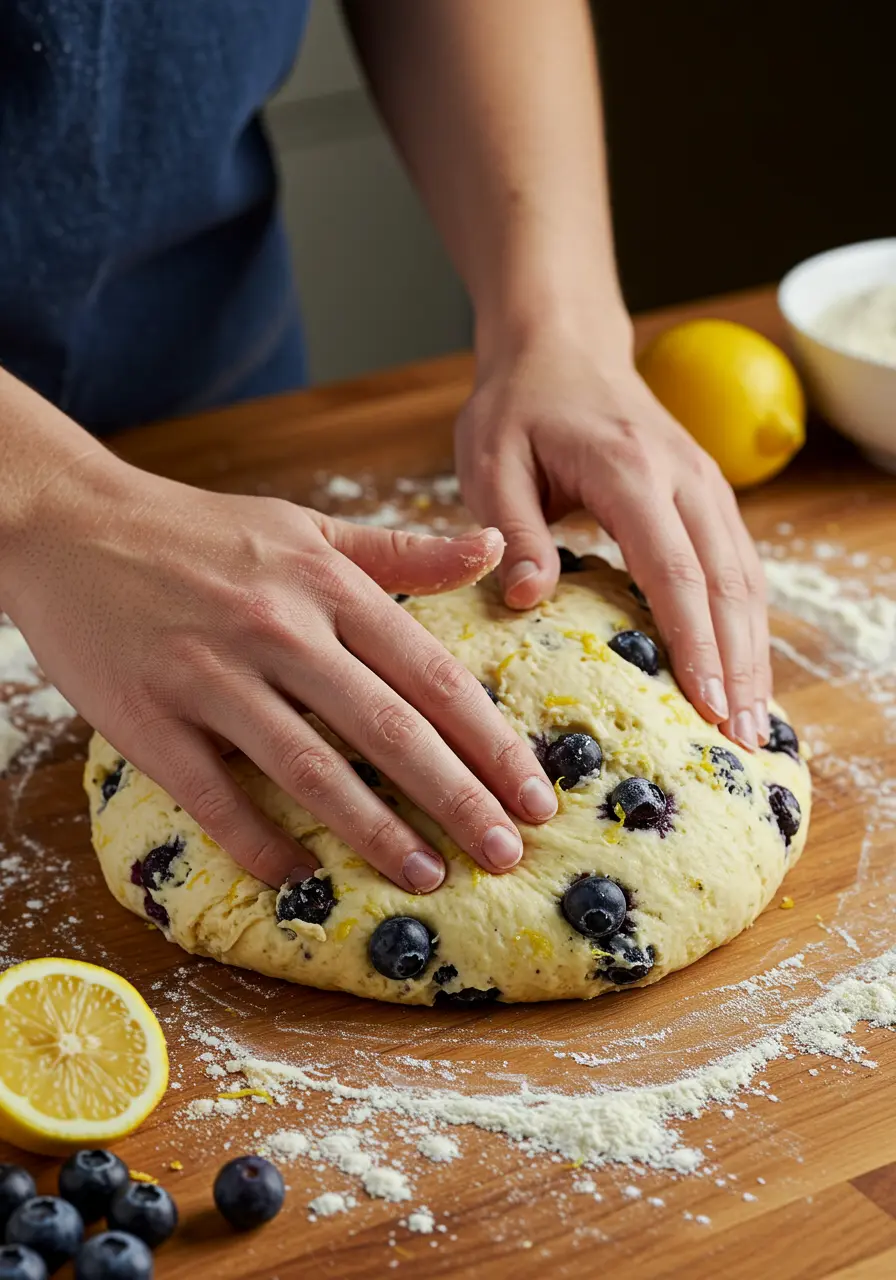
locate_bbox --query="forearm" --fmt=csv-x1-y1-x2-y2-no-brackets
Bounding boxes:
342,0,630,369
0,369,111,605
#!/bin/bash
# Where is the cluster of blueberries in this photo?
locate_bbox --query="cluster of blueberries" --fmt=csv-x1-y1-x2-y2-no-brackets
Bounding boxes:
0,1152,284,1279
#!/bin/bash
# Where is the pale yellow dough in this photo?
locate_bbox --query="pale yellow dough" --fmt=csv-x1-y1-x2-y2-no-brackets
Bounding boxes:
84,558,810,1005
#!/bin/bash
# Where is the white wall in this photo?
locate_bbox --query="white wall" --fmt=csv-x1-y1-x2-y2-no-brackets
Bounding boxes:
266,2,471,384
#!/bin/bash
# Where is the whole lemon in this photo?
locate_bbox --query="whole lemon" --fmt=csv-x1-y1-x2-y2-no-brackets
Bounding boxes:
637,318,806,489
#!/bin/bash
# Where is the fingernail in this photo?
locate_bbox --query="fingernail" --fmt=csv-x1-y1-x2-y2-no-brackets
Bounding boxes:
732,709,758,751
702,677,729,720
755,700,770,743
482,824,523,870
504,560,540,597
402,851,445,893
520,776,558,822
286,865,318,887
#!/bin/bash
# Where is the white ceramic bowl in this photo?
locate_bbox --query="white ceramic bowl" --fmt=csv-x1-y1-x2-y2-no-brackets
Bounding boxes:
778,238,896,472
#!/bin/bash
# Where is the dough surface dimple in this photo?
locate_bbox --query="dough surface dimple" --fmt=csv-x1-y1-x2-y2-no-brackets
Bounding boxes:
84,557,811,1006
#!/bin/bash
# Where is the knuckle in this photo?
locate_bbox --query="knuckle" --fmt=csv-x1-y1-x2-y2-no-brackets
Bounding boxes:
279,743,339,799
361,813,405,862
182,778,240,836
726,664,754,690
674,633,719,666
654,551,705,594
440,782,488,827
707,565,749,605
368,702,422,754
234,589,294,646
493,733,527,773
418,653,474,709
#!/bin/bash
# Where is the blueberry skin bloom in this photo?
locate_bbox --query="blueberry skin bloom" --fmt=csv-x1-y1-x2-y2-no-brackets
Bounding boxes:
213,1157,285,1232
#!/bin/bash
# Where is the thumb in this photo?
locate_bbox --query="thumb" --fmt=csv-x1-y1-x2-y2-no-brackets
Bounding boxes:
317,516,506,595
473,456,558,610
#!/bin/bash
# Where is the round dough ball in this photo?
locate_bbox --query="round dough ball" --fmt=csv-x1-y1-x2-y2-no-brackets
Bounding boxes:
84,557,811,1005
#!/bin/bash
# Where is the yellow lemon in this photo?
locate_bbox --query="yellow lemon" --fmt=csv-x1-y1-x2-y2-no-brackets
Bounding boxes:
637,318,806,488
0,958,168,1155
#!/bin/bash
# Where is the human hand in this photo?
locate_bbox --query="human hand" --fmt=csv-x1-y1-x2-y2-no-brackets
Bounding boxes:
2,456,558,891
455,336,770,751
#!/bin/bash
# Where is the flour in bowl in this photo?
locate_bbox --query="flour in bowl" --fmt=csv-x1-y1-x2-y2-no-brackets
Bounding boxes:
814,282,896,366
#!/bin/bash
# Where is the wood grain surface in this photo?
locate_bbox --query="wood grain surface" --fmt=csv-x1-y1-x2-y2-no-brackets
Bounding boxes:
3,287,896,1280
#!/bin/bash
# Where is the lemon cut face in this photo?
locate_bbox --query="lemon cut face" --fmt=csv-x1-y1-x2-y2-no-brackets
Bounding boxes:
0,958,168,1155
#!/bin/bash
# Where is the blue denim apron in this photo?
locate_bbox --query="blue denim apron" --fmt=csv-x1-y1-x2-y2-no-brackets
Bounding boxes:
0,1,311,431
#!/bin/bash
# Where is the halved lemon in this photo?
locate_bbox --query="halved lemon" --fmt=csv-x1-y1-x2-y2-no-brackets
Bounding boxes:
0,958,168,1155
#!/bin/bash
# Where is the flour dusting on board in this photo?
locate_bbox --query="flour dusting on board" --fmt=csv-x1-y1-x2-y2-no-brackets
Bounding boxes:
3,471,896,1238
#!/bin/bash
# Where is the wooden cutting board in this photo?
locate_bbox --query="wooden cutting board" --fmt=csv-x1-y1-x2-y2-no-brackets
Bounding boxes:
2,288,896,1280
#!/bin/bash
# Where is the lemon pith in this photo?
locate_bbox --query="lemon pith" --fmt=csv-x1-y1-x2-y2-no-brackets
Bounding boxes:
0,957,168,1155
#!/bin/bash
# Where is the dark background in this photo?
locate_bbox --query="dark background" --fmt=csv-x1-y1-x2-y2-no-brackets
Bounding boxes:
592,0,894,312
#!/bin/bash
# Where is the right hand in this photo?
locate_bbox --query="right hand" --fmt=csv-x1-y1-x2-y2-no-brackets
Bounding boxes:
1,454,558,892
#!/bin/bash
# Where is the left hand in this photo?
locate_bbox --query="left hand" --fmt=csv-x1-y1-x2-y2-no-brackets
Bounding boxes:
454,335,771,752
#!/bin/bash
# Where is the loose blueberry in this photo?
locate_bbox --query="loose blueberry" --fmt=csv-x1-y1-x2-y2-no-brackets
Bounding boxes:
0,1166,37,1235
100,761,125,806
58,1150,129,1223
608,630,660,676
349,760,380,787
543,733,602,790
599,935,656,985
107,1183,177,1250
767,784,802,844
432,963,458,986
480,682,500,705
434,987,501,1006
767,714,800,760
276,874,335,927
73,1232,153,1280
213,1156,285,1232
6,1197,84,1274
605,777,668,831
0,1246,48,1280
139,840,184,891
557,547,584,573
369,917,433,980
629,581,649,610
561,876,627,939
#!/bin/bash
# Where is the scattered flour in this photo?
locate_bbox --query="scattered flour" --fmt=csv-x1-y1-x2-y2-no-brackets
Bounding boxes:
416,1133,460,1164
362,1167,412,1202
324,475,365,500
407,1206,436,1234
309,1191,356,1217
763,559,896,667
265,1130,310,1161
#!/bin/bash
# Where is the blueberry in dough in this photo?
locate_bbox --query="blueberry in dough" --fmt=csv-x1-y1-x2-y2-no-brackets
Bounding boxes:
139,839,185,891
605,777,668,830
277,875,336,926
433,964,458,985
434,986,501,1006
350,760,380,787
767,783,801,844
557,547,585,573
599,935,655,985
701,744,752,796
369,917,434,980
393,593,410,603
543,733,602,790
561,875,627,939
767,714,800,760
608,629,660,676
100,760,125,805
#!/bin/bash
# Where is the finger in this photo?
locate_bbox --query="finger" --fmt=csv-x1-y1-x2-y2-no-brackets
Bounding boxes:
718,485,772,743
200,689,447,894
130,723,318,888
272,636,527,876
468,449,559,610
333,560,558,825
588,481,728,726
312,517,505,595
676,486,758,751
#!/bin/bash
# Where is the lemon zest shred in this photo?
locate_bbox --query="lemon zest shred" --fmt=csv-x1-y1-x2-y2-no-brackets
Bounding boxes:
459,622,475,641
169,1161,184,1172
471,865,485,888
217,1088,273,1104
187,869,211,890
562,629,608,660
513,927,554,959
780,896,795,910
363,901,386,920
225,876,246,905
602,801,627,845
129,1171,158,1184
494,648,521,682
544,695,580,709
334,917,358,942
342,857,366,870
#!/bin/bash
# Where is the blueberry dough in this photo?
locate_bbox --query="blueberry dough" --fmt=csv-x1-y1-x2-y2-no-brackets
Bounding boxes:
84,556,811,1006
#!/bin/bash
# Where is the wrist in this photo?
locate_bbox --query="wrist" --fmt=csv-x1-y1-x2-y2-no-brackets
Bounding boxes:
473,281,634,382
